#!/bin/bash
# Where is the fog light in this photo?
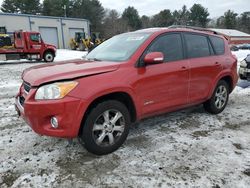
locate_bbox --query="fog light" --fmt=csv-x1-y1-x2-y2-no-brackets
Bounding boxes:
51,117,58,128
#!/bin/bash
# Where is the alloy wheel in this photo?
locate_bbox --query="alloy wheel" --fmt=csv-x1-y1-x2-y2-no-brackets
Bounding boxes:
215,85,228,109
92,109,125,146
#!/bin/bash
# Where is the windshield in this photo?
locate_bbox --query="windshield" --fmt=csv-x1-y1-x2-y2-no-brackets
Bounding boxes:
86,33,151,62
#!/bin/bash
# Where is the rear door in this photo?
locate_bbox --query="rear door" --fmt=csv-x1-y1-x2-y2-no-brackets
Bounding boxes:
135,33,189,115
184,33,222,103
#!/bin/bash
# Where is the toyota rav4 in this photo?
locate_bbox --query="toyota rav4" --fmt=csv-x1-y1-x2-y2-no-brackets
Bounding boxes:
15,27,238,155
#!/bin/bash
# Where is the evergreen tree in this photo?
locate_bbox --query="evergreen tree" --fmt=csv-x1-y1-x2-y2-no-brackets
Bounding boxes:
189,4,209,27
239,12,250,33
42,0,73,17
1,0,19,13
122,6,142,30
173,5,190,25
151,9,174,27
1,0,41,14
19,0,41,14
71,0,105,32
223,10,238,29
141,15,151,28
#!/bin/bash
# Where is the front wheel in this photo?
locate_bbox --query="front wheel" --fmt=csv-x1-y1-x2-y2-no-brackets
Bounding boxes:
43,51,55,62
79,100,130,155
204,80,229,114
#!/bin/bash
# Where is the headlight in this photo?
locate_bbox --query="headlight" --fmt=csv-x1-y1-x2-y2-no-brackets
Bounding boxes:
240,60,247,68
35,81,78,100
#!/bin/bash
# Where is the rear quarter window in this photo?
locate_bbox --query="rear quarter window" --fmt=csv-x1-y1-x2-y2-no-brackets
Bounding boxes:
209,36,225,55
184,34,210,58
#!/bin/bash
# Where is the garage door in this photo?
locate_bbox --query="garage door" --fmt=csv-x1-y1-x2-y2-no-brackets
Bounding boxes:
39,27,59,48
69,28,85,39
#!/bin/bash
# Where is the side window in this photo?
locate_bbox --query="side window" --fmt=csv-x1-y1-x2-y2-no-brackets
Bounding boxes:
185,34,210,58
209,36,225,55
30,34,41,42
147,33,183,62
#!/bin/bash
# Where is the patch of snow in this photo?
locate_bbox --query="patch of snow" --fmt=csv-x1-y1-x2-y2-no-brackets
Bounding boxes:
54,49,88,62
232,49,250,62
0,49,88,64
232,49,250,72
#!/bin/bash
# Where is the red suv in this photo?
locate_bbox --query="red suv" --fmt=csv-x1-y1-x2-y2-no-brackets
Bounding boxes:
15,27,238,155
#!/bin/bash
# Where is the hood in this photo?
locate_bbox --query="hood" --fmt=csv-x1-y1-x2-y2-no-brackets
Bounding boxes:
22,59,120,86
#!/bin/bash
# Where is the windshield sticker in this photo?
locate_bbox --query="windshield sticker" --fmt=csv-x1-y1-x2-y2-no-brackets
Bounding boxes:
126,36,144,41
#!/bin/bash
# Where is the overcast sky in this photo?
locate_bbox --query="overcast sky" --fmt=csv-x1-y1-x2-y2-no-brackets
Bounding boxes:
0,0,249,18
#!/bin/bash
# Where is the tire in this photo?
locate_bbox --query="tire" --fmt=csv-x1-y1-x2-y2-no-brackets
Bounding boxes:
79,100,131,155
204,80,229,114
43,51,54,62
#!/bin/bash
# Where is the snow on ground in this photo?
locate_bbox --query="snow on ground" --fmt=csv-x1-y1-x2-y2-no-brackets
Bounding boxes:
0,50,250,187
232,50,250,62
54,49,87,62
0,49,87,64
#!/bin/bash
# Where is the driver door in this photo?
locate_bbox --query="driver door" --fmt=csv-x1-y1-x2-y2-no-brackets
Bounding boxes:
28,33,43,54
134,33,190,116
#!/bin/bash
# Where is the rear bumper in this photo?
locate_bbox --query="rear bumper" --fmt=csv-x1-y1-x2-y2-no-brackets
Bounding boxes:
15,88,87,138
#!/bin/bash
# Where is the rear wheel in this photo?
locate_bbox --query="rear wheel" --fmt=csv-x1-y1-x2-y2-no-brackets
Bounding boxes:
204,80,229,114
43,51,55,62
79,100,130,155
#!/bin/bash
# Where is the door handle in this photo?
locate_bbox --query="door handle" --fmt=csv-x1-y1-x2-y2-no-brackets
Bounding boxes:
215,62,220,65
180,66,188,71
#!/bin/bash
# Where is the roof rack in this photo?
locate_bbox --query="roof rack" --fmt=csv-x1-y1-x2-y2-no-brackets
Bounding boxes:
168,25,219,35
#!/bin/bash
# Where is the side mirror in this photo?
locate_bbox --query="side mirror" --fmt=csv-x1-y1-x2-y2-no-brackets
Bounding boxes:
144,52,164,65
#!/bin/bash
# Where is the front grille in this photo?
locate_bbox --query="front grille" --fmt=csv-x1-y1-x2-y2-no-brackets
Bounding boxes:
23,82,31,93
19,96,25,106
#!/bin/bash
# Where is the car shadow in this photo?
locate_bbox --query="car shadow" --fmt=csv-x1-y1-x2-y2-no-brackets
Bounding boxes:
237,79,250,88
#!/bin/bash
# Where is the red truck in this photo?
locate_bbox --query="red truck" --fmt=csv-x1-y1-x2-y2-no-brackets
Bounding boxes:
0,31,56,62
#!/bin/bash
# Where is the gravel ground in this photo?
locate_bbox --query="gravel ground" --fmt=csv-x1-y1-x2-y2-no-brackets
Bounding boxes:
0,53,250,187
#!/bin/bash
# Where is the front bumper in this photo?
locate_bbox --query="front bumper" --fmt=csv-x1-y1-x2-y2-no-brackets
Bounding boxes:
15,85,87,138
239,67,250,80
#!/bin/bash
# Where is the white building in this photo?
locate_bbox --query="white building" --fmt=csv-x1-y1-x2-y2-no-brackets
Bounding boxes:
0,13,90,49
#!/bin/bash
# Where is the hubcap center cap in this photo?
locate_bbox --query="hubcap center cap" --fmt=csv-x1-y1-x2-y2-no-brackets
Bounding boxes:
104,123,113,132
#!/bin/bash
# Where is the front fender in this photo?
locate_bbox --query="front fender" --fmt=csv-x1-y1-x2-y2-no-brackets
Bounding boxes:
84,86,141,119
42,45,57,57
